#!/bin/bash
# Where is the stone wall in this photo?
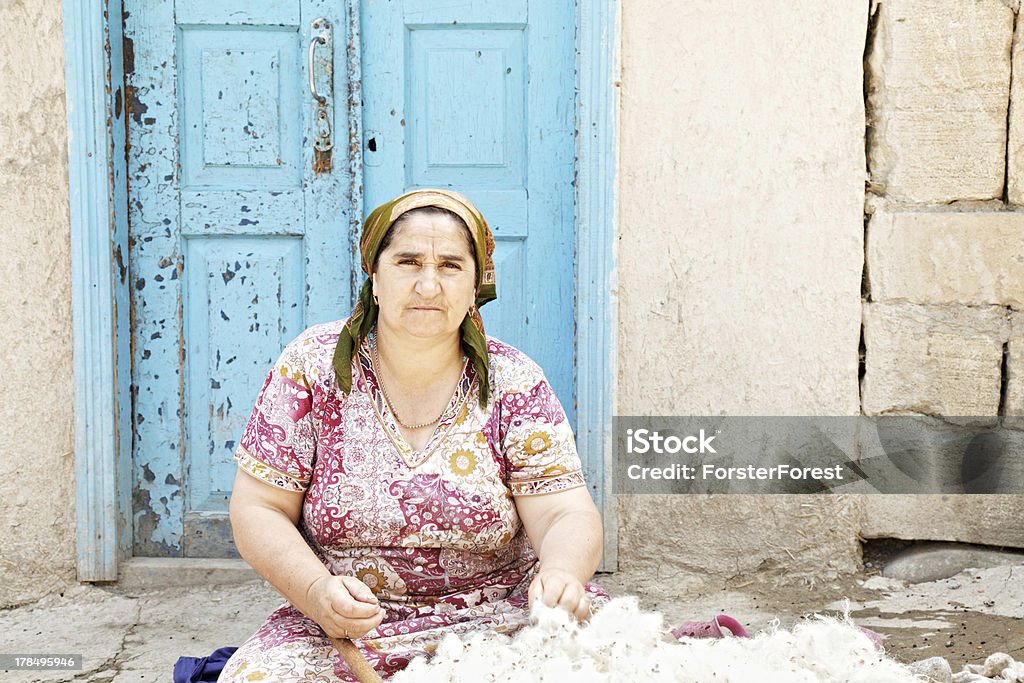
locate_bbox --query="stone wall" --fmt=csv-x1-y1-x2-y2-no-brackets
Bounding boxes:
861,0,1024,544
0,1,77,607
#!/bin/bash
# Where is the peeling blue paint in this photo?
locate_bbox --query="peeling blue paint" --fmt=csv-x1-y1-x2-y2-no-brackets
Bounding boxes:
125,0,356,557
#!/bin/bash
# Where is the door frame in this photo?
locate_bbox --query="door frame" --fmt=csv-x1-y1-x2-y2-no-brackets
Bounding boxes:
63,0,620,580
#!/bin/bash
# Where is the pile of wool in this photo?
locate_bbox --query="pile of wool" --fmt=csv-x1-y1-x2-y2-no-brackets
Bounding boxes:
918,652,1024,683
957,653,1024,682
392,597,921,682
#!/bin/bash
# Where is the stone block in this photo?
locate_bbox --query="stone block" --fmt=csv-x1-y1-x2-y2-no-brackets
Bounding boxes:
1008,312,1024,415
861,413,1024,493
866,0,1013,202
867,209,1024,308
862,494,1024,548
862,303,1009,415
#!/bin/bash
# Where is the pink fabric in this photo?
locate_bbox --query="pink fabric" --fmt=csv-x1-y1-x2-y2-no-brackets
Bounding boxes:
671,614,750,640
220,320,606,681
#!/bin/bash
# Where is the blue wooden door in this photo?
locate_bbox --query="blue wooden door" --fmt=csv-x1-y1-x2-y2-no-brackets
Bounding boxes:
124,0,578,558
125,0,354,556
360,0,578,419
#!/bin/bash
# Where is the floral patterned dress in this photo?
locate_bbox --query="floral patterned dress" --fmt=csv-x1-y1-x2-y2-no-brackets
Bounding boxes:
220,320,607,682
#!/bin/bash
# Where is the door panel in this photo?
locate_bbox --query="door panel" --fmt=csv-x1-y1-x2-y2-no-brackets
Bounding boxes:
183,236,305,515
125,0,353,557
179,28,304,187
360,0,577,419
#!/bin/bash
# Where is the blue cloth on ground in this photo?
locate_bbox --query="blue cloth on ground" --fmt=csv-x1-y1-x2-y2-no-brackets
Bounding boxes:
173,646,238,682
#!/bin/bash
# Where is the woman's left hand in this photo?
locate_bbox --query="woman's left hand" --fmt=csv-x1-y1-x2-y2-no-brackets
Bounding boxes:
527,567,591,622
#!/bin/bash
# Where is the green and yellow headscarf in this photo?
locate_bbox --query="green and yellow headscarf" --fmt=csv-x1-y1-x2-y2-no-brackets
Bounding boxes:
332,189,497,406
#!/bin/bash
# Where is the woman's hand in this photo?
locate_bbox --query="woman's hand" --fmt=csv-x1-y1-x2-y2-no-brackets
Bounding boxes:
516,488,602,623
305,574,387,639
527,566,591,622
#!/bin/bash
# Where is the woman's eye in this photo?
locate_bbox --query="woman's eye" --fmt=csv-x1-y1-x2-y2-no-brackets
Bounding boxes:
442,262,461,270
399,259,418,266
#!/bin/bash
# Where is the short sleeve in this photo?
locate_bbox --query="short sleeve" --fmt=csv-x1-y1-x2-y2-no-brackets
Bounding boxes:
501,376,586,496
233,342,317,493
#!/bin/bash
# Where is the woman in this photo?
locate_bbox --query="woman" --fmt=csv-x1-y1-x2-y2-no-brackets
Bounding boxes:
220,189,608,681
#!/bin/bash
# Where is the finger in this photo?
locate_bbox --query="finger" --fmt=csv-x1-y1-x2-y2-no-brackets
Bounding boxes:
323,607,384,638
572,594,592,622
338,610,387,639
554,582,583,615
542,577,568,608
341,576,380,605
527,576,544,610
336,599,383,620
330,590,384,619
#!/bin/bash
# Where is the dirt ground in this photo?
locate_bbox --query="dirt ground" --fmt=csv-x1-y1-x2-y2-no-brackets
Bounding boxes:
596,562,1024,672
1,561,1021,681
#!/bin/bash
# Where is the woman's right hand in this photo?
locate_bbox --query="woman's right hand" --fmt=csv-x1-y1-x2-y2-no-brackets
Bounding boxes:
305,574,387,639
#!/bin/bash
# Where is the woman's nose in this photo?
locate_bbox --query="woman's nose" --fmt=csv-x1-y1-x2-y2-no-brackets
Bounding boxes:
415,266,441,295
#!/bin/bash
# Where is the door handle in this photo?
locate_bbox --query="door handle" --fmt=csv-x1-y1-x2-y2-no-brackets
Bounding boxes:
308,18,331,104
308,18,333,173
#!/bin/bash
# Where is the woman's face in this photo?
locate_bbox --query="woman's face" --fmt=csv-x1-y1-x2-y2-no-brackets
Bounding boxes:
372,211,477,343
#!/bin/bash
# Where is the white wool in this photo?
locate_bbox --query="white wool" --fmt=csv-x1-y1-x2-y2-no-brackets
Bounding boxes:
391,597,922,683
956,652,1024,682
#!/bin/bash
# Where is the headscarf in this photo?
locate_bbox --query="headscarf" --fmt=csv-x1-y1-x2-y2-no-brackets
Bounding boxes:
331,189,497,406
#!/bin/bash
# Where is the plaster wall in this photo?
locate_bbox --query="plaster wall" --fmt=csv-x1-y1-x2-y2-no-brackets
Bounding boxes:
617,0,868,584
0,1,77,607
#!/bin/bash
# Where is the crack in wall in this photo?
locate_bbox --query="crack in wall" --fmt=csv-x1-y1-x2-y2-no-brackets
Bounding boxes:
998,337,1010,417
1004,7,1019,204
861,0,882,413
863,0,882,192
857,315,868,407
